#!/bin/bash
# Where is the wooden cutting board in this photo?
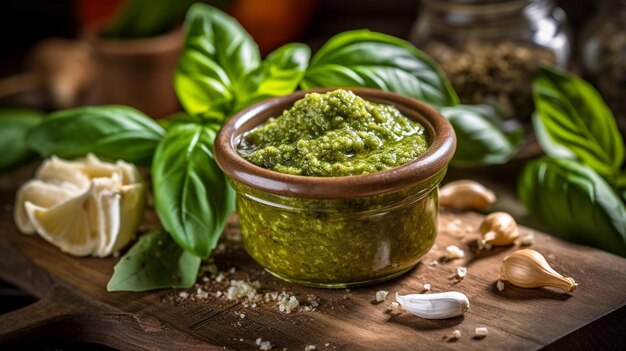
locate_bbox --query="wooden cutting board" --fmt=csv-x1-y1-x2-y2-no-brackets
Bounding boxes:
0,163,625,351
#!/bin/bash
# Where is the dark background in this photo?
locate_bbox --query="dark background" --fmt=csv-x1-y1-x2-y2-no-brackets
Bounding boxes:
0,0,597,77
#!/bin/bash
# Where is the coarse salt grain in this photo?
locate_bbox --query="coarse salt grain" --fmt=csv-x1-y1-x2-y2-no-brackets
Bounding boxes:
520,233,535,246
240,313,245,319
496,280,505,292
278,293,300,314
259,341,272,350
179,291,189,299
475,327,489,338
375,290,389,302
456,266,467,279
225,280,260,301
304,345,316,351
452,330,462,339
446,245,465,260
423,283,431,291
390,301,404,313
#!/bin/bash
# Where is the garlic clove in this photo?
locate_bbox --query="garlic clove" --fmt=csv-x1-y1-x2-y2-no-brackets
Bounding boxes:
395,291,469,319
501,249,577,293
14,154,146,257
480,212,519,246
439,180,496,211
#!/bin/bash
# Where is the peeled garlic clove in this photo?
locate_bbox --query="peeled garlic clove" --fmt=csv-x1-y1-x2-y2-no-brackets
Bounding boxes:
501,249,577,293
480,212,519,246
439,180,496,211
395,291,469,319
14,153,146,257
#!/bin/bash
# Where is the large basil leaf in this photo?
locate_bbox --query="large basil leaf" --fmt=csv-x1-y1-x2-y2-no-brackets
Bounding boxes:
26,106,164,165
152,123,234,258
236,43,311,110
175,3,260,122
0,109,44,171
107,230,201,291
519,157,626,257
533,65,625,176
301,30,458,107
440,105,522,166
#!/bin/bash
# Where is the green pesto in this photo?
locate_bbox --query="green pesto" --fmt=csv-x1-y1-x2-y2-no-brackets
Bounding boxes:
238,89,428,176
232,169,444,287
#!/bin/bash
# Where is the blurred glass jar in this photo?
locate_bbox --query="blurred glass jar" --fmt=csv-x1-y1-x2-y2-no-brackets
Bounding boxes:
581,0,626,134
411,0,571,120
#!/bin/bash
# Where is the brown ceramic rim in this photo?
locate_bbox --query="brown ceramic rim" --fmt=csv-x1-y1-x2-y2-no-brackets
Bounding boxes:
215,88,456,199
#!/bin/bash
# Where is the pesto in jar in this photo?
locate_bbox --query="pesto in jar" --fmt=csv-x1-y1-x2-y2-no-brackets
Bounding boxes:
238,89,428,176
233,171,443,287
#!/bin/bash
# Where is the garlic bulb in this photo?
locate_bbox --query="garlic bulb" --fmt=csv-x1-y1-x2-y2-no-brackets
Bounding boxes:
439,180,496,211
14,154,146,257
395,291,469,319
479,212,519,246
501,249,577,293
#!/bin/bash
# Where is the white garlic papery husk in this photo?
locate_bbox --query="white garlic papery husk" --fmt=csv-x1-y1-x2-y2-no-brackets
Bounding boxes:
480,212,519,246
501,249,577,293
14,154,146,257
439,180,496,211
395,292,469,319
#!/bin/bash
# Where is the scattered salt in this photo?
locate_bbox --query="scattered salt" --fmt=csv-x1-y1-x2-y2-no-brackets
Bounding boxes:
178,291,189,299
520,233,535,246
278,293,300,314
389,301,404,313
446,245,465,260
475,327,489,338
423,283,431,292
456,266,467,279
496,280,505,292
304,345,316,351
451,330,462,339
375,290,389,302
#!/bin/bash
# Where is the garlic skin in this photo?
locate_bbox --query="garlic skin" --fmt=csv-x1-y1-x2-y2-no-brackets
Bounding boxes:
439,180,496,211
501,249,577,293
395,291,469,319
480,212,519,246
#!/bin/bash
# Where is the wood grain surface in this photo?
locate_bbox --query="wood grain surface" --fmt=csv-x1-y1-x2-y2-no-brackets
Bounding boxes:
0,163,625,351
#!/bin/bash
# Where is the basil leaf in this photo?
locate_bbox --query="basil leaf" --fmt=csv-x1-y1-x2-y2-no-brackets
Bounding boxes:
26,105,163,165
152,123,234,258
533,65,625,176
519,157,626,257
175,3,260,121
0,109,44,171
440,105,522,166
158,111,198,131
531,112,575,159
107,230,201,292
301,30,458,106
236,43,311,110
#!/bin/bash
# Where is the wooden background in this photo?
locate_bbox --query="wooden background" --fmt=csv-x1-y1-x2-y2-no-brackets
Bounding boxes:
0,163,624,350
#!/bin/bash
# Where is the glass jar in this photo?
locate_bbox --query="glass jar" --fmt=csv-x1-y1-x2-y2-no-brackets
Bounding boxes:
215,88,456,288
581,0,626,136
231,174,443,287
410,0,572,120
